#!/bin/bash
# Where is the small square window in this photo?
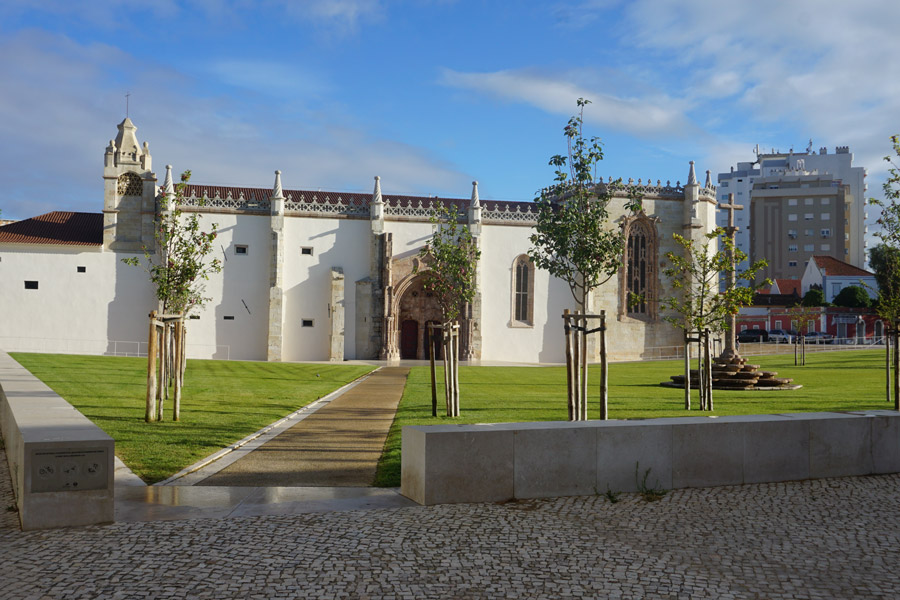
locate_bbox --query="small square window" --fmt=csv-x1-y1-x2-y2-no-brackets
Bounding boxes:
24,281,38,290
301,247,313,256
821,213,830,220
224,315,235,321
77,266,86,273
189,315,200,320
788,260,798,267
301,319,314,327
234,245,248,256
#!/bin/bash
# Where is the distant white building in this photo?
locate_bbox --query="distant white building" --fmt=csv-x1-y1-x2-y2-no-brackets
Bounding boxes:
801,255,877,303
717,146,868,276
0,118,718,363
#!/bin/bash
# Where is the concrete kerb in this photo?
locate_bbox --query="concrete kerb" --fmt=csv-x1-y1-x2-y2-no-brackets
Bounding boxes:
156,367,383,486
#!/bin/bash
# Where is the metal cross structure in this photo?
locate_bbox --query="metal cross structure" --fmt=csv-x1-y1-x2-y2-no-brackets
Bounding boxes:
718,193,744,358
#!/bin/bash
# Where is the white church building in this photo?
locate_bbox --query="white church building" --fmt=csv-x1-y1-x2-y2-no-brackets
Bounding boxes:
0,118,718,363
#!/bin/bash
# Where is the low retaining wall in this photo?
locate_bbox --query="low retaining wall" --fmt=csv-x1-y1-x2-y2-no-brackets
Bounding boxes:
401,411,900,505
0,351,114,530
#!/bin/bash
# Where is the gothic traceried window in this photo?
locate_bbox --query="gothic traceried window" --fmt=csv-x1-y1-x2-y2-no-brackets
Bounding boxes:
511,255,535,327
620,217,659,320
117,172,143,196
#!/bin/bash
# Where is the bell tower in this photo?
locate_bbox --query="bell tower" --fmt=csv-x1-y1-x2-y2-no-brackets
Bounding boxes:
102,118,157,251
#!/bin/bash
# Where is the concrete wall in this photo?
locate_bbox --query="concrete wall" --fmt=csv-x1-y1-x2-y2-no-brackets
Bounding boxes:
0,351,115,530
401,411,900,505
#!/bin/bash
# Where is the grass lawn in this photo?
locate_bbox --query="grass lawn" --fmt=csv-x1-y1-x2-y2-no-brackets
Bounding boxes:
373,349,891,487
10,353,375,484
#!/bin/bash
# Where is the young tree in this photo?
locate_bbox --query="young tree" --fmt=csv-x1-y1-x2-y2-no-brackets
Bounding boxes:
869,135,900,410
123,168,222,422
415,202,481,417
662,228,768,410
528,98,642,420
870,244,900,404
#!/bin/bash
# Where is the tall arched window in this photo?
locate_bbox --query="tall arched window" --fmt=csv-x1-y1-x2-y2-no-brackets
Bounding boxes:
620,216,658,320
511,255,535,327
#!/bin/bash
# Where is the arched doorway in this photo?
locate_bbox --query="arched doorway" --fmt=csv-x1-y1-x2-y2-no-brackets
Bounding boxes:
394,274,444,360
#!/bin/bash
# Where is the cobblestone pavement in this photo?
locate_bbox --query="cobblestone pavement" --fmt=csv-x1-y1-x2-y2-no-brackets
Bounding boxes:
2,470,900,599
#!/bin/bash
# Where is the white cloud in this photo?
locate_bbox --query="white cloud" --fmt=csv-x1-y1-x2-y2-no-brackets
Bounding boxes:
0,30,470,221
440,68,695,138
618,0,900,183
207,60,332,97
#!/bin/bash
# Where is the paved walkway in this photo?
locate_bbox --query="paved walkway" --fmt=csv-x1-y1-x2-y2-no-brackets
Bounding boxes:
195,366,409,487
4,455,900,598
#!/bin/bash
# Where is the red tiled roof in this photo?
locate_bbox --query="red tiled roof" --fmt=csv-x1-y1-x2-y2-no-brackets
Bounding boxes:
812,255,873,277
774,278,801,295
0,212,102,246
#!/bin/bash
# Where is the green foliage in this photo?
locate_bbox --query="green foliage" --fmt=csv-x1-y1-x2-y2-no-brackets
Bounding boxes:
832,285,871,308
415,203,481,322
869,244,900,321
802,288,827,307
122,170,222,314
604,486,621,503
12,353,375,483
661,228,768,333
528,98,642,310
635,462,667,502
870,135,900,248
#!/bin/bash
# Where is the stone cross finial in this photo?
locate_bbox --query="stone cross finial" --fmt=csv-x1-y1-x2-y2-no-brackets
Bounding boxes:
718,193,743,230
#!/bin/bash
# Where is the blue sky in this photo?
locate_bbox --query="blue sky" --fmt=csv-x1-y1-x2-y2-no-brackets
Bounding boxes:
1,0,899,222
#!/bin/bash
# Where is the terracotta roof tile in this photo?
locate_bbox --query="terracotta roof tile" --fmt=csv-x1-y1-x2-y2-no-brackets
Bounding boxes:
0,211,102,246
774,278,801,295
812,255,873,277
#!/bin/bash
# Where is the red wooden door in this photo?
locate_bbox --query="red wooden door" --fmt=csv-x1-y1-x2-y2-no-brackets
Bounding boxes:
400,320,418,359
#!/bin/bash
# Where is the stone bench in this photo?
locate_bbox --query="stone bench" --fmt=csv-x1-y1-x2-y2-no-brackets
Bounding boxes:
0,351,114,530
401,411,900,505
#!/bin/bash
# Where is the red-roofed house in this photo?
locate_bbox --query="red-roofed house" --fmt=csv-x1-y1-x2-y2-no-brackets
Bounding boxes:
772,278,801,296
801,255,877,303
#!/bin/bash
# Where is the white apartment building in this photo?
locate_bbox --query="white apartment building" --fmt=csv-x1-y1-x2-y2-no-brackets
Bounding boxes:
717,146,868,276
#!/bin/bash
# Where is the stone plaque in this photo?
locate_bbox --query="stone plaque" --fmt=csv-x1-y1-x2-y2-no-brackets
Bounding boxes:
30,447,108,493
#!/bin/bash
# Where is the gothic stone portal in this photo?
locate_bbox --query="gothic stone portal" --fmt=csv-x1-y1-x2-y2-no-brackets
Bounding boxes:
396,275,445,360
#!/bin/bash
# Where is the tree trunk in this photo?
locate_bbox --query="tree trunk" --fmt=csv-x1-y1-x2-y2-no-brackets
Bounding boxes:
146,312,158,423
563,310,575,421
429,322,437,417
173,319,183,422
600,310,608,421
894,325,899,412
683,330,691,411
886,331,892,403
452,324,460,417
442,325,451,416
705,330,714,412
579,314,588,421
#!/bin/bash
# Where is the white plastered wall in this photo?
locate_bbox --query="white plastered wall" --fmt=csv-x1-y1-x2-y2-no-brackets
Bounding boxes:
281,216,371,361
0,244,154,355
